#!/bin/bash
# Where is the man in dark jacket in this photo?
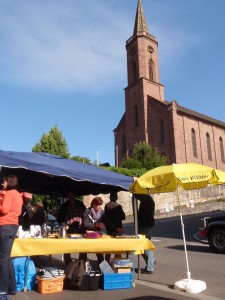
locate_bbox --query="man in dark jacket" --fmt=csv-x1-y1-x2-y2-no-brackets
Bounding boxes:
104,191,125,235
57,192,87,265
136,193,156,274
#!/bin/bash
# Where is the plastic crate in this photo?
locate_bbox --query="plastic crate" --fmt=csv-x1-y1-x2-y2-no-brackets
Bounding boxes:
37,276,64,294
102,272,132,290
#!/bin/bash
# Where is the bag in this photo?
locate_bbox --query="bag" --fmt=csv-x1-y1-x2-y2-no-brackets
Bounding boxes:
64,259,85,289
12,257,36,291
77,271,101,291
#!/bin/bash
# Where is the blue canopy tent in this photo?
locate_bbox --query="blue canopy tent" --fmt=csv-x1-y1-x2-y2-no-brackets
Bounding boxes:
0,150,133,196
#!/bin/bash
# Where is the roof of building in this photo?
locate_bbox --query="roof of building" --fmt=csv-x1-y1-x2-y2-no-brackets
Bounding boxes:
133,0,149,36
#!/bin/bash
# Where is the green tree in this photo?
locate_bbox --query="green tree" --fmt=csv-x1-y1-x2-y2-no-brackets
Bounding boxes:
32,125,70,158
32,125,70,214
121,142,168,171
71,155,91,164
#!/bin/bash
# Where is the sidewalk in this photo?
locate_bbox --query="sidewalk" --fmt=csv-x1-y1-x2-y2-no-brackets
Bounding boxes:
11,250,223,300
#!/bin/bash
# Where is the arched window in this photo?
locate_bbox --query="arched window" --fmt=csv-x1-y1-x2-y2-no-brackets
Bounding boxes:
206,133,212,161
149,59,154,81
122,135,126,156
134,105,138,127
160,119,164,142
219,137,225,163
191,128,197,158
133,61,137,82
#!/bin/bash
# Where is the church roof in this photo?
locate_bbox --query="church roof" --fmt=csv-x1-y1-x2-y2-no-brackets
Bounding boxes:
177,103,225,128
133,0,149,36
161,99,225,128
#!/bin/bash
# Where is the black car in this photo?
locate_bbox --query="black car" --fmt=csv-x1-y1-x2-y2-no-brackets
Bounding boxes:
200,215,225,253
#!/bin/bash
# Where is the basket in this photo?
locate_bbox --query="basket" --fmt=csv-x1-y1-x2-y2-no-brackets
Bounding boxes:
37,276,65,294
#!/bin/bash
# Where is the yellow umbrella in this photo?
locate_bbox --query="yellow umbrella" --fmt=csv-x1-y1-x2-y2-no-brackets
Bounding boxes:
130,163,225,293
130,163,225,194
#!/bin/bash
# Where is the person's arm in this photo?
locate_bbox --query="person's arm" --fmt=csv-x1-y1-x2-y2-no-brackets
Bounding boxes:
57,202,67,226
101,212,117,233
82,209,96,231
117,205,126,221
0,192,12,215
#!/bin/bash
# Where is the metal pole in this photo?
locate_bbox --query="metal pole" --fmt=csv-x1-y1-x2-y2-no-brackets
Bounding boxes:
116,145,118,167
97,150,99,167
177,189,191,281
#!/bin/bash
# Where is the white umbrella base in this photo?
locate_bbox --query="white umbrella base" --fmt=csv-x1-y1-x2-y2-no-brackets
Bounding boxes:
174,278,206,294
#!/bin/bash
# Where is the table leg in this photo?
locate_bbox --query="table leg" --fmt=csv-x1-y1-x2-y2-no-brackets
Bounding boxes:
138,254,140,279
132,251,135,287
23,256,30,292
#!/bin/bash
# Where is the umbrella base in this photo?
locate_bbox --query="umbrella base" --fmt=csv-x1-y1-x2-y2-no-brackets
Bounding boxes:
174,278,206,294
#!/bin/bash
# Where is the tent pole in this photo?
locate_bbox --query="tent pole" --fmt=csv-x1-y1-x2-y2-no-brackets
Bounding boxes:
132,194,138,236
177,189,191,281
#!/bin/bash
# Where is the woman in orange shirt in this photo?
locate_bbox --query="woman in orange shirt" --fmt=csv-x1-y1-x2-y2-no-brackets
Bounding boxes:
0,175,23,298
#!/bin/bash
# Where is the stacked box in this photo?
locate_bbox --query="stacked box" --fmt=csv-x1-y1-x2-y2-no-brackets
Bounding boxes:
102,273,132,290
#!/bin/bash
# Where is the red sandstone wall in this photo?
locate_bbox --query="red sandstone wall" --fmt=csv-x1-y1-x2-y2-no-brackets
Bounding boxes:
172,108,225,171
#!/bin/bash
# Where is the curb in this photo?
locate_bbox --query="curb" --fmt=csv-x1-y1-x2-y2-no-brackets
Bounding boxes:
192,231,208,244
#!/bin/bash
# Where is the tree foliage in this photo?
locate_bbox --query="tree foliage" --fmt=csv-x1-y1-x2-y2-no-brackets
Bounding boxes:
32,125,70,159
102,166,146,178
32,125,70,214
121,142,168,171
71,155,91,164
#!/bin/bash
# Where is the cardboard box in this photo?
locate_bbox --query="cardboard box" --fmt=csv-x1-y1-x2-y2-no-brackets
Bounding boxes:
117,267,131,273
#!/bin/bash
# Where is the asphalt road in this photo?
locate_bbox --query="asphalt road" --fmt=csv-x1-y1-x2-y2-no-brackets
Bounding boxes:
11,210,225,300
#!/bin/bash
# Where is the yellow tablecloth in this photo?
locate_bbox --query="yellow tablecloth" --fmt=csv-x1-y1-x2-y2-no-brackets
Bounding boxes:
11,237,154,257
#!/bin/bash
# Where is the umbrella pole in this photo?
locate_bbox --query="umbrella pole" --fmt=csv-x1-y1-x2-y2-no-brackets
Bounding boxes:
176,189,191,281
132,194,138,236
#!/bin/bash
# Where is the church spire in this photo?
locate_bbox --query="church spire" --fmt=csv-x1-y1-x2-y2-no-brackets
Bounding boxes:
133,0,149,36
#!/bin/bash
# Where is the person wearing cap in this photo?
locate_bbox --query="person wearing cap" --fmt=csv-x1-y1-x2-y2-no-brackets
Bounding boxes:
19,192,34,230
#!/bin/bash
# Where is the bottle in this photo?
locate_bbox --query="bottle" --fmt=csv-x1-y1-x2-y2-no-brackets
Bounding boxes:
42,223,48,238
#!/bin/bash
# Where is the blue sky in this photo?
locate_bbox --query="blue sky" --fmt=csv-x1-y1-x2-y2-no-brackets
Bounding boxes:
0,0,225,166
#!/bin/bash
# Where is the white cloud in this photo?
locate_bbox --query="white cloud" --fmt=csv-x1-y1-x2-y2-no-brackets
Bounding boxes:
0,0,200,93
0,0,130,92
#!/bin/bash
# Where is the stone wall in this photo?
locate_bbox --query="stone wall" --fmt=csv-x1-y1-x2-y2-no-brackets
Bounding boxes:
83,184,225,217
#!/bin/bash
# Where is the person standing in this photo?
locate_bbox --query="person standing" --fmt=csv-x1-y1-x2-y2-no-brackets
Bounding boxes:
104,191,126,261
137,193,156,274
104,191,125,235
31,201,46,227
83,197,106,266
19,192,34,230
0,175,23,298
57,192,87,265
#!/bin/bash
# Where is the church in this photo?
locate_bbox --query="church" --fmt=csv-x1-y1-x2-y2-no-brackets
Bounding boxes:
114,0,225,171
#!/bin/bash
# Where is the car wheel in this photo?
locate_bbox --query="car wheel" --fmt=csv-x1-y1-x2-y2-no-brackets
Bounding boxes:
208,229,225,253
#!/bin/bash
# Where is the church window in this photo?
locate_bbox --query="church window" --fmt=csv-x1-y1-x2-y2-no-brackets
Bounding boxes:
191,128,198,158
133,61,137,82
206,133,212,161
219,137,225,163
122,135,126,156
134,105,138,127
149,59,154,81
160,119,164,142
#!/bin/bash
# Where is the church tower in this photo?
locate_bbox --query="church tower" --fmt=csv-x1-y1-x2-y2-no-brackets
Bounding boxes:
114,0,165,166
114,0,225,171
